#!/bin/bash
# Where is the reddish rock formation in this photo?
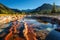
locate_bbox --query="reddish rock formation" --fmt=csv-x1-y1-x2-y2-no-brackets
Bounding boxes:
23,22,37,40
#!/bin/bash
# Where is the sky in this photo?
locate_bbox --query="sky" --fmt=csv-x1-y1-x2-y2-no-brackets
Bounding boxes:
0,0,60,10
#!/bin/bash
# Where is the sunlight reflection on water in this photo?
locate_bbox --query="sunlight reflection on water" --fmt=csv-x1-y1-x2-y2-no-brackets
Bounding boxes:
24,18,57,31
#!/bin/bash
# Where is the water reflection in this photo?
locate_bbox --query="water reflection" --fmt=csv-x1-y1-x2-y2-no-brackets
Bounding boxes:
24,18,60,40
0,17,60,40
24,18,57,31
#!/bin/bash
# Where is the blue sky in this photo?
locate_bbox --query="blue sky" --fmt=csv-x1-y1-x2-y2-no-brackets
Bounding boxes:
0,0,60,10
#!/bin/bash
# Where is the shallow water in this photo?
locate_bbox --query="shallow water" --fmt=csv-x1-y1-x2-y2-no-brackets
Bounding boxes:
0,17,60,40
24,18,57,31
24,18,60,40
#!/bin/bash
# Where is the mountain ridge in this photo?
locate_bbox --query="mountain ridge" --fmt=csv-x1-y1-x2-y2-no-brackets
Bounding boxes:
0,3,60,14
32,3,60,12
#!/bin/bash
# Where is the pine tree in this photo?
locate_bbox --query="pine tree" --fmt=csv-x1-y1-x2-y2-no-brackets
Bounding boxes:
0,10,1,14
51,3,56,13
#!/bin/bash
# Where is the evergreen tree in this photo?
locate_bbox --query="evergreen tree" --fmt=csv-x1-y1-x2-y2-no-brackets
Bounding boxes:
51,3,56,13
0,10,1,14
0,10,2,14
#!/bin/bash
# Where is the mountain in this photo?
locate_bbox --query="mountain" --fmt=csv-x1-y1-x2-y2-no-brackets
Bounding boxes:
0,3,60,14
21,9,34,13
11,9,21,13
0,3,14,14
35,3,52,11
0,3,21,14
31,3,60,14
